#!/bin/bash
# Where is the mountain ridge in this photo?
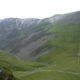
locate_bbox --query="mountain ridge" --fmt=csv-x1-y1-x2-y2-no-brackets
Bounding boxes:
0,11,80,60
0,11,80,80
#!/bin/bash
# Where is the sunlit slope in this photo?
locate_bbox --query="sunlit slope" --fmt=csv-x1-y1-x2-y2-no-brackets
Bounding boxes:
16,19,80,80
22,24,80,80
37,24,80,63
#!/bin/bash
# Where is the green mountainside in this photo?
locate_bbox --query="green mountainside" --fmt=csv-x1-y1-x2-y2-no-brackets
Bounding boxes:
0,11,80,80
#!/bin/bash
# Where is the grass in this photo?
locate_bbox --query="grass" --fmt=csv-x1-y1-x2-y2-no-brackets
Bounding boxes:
1,23,80,80
19,68,80,80
0,51,47,80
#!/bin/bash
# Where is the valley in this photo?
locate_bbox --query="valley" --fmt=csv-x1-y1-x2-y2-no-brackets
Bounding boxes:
0,11,80,80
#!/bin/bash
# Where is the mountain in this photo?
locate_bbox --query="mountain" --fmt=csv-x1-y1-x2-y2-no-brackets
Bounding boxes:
0,17,52,60
0,11,80,61
0,11,80,80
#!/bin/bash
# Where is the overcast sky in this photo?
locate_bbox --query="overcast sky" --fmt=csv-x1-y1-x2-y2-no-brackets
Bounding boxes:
0,0,80,19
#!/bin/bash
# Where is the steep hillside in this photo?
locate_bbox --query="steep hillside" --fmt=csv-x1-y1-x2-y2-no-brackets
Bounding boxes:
27,11,80,80
38,13,80,63
0,11,80,80
0,11,80,61
0,17,52,60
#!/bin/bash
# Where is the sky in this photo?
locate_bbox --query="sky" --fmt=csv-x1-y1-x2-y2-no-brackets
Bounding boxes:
0,0,80,19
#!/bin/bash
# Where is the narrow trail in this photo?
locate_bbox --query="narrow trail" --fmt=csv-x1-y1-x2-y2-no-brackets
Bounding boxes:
23,69,80,76
27,70,80,75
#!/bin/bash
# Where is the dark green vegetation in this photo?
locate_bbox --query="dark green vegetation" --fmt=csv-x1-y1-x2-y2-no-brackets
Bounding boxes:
0,11,80,80
0,67,15,80
0,52,47,80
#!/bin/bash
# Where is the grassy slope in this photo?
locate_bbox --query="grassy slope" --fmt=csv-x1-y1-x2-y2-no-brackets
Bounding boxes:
38,24,80,63
1,24,80,80
12,24,80,80
0,52,47,80
29,24,80,80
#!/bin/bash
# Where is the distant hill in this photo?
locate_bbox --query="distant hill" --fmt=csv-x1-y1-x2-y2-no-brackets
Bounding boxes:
0,11,80,80
0,11,80,61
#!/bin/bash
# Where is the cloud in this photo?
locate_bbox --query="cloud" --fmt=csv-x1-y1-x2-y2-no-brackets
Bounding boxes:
0,0,80,19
